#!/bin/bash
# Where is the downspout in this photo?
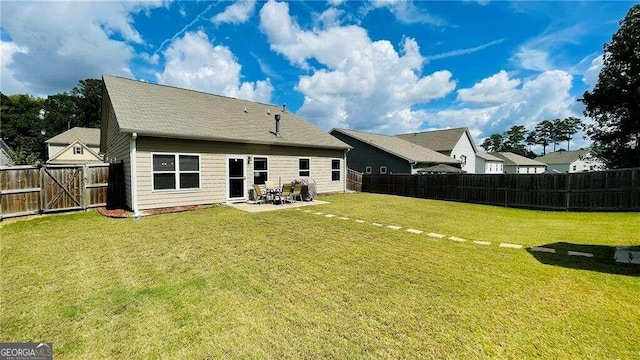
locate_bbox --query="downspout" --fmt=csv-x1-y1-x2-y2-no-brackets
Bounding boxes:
130,133,139,218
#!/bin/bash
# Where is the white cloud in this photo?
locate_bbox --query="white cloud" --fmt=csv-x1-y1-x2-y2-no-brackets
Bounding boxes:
428,70,579,140
0,1,162,95
511,25,584,72
0,41,31,95
211,0,257,25
327,0,346,6
457,70,521,103
582,55,603,87
259,0,455,133
425,39,504,62
155,31,272,103
366,0,446,26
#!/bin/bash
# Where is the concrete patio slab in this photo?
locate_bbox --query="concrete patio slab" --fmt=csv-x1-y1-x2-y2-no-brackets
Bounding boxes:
427,232,445,238
499,243,523,249
225,200,329,213
449,236,467,242
614,247,640,264
473,241,491,246
568,251,593,257
530,246,556,253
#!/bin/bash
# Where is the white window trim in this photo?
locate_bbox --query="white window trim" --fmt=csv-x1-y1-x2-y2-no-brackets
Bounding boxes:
380,166,387,174
365,166,372,174
331,158,341,182
298,157,311,177
73,146,83,155
252,155,269,184
151,152,202,192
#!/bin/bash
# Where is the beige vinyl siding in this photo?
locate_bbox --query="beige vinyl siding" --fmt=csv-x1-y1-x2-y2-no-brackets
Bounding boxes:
135,137,344,210
47,143,102,164
103,95,132,208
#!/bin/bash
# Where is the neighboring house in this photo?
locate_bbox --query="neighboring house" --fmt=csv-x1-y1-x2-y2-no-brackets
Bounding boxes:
536,149,606,173
45,127,103,164
476,152,504,174
329,128,460,175
0,138,15,166
101,75,351,214
395,127,478,173
491,152,546,174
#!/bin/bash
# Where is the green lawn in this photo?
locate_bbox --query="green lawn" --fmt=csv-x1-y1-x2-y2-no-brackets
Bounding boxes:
1,193,639,359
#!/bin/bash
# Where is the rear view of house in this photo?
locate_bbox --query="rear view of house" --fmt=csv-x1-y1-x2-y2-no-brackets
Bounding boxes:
536,149,605,173
475,152,504,174
330,128,460,174
491,152,546,174
101,75,350,214
46,127,103,164
395,127,478,173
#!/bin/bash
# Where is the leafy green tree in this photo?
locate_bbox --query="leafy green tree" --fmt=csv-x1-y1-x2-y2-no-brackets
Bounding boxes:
71,79,103,128
0,93,46,162
525,130,538,152
579,4,640,168
481,133,504,153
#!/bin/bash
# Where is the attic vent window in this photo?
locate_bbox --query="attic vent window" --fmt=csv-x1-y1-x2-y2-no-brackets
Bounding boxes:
73,146,83,155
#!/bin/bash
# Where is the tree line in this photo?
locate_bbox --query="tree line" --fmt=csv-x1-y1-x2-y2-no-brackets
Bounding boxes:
1,79,103,165
481,117,584,158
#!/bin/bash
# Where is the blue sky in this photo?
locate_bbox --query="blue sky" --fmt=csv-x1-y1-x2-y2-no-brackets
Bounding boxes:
0,1,634,147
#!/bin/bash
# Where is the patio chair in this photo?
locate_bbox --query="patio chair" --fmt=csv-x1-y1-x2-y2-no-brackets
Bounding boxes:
291,183,303,202
281,183,293,203
252,184,268,205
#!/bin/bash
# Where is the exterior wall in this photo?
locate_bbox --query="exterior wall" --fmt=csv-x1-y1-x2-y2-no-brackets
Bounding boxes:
547,164,570,173
0,149,11,166
516,166,546,174
451,134,476,173
102,94,132,209
47,143,102,164
475,158,503,174
570,157,605,172
47,144,65,159
330,132,411,174
135,137,345,210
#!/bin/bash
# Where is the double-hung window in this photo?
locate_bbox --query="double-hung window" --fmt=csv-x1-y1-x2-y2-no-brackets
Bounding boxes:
153,154,200,191
331,159,340,181
253,157,268,184
299,158,310,177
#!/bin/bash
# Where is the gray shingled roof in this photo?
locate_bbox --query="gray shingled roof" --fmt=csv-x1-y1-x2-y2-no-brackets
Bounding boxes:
103,75,350,150
395,128,476,152
331,128,460,164
476,152,503,162
536,149,590,164
491,152,547,166
45,127,101,146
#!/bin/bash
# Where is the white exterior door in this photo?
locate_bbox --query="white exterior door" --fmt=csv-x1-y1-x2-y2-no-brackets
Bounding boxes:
226,156,247,202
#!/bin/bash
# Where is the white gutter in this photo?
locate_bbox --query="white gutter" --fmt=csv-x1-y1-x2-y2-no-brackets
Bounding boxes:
130,132,140,218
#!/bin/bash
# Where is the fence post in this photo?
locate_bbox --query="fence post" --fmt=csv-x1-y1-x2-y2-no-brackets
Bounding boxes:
82,165,87,210
565,173,571,211
39,165,45,214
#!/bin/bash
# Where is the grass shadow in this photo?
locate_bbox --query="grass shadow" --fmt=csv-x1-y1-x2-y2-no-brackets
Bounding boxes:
527,242,640,277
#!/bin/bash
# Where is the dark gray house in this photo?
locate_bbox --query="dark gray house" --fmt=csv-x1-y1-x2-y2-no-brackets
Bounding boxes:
330,128,460,174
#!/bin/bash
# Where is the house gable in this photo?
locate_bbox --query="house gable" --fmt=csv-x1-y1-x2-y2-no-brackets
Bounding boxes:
47,139,103,164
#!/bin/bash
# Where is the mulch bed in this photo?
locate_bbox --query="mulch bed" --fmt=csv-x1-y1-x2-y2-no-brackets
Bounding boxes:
97,205,210,219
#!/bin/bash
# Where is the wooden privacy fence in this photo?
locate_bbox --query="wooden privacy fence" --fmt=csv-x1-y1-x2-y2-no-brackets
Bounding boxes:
0,162,125,219
346,168,363,192
362,168,640,211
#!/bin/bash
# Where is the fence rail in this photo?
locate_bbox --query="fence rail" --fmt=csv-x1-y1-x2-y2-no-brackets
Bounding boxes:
346,168,363,192
362,168,640,212
0,162,125,219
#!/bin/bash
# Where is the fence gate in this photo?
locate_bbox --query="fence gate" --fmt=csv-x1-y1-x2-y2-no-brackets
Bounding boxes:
41,166,84,212
347,168,363,192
